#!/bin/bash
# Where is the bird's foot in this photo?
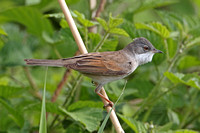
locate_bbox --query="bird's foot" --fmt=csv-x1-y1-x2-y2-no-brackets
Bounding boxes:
103,101,114,108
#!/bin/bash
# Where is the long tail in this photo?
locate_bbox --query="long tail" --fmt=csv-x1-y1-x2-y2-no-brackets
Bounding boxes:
24,59,65,67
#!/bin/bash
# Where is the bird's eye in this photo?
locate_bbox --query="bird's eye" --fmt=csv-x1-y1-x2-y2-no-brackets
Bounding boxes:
143,45,149,51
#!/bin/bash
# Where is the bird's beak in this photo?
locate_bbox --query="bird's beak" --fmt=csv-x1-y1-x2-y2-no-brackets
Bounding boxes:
153,49,163,53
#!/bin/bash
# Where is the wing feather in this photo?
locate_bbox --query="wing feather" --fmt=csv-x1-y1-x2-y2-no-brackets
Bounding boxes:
66,52,129,76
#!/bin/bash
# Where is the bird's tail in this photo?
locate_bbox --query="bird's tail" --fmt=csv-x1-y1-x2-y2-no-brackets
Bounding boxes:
24,59,65,67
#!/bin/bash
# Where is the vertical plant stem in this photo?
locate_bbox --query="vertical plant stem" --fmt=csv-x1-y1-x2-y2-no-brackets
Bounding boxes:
93,32,109,52
84,27,88,50
163,39,170,62
51,69,72,102
23,66,42,100
62,74,83,106
53,46,62,58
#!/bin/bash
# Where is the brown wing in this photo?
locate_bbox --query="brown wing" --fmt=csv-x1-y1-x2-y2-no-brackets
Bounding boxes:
65,51,132,76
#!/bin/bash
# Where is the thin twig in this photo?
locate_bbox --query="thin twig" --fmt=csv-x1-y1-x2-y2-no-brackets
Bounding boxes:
51,69,72,102
89,0,107,33
23,66,42,100
95,0,107,18
57,0,124,132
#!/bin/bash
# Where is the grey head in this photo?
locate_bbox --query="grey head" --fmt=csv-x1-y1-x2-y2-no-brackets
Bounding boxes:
124,37,163,65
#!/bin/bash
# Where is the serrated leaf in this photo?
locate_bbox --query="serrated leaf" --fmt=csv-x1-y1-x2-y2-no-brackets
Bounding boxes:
109,28,129,37
0,98,24,127
0,6,53,37
120,21,135,38
96,17,108,31
135,22,170,38
178,56,200,70
109,14,123,29
88,32,101,49
100,39,118,52
118,114,147,133
0,85,25,98
164,72,200,89
73,10,96,27
60,107,103,132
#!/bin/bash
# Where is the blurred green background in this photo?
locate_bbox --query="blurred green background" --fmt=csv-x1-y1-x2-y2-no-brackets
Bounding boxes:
0,0,200,133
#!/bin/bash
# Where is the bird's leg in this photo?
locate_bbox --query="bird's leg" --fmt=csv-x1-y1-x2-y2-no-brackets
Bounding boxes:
95,84,114,107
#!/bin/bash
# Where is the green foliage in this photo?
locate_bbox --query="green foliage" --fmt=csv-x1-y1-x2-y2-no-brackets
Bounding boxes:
0,0,200,133
0,6,53,37
0,98,24,128
96,14,129,37
164,72,200,89
135,22,170,38
60,107,103,132
72,11,96,27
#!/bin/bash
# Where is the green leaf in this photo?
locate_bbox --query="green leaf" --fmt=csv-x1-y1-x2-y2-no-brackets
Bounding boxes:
120,20,135,38
0,85,25,98
96,17,108,31
39,67,48,133
164,72,184,84
135,22,170,38
167,109,180,125
67,101,103,111
164,72,200,89
109,28,129,37
0,6,53,37
60,107,103,132
186,36,200,48
44,13,64,19
175,129,199,133
100,39,118,52
108,14,123,29
73,10,96,27
88,32,101,50
60,19,69,28
0,25,32,66
134,0,179,13
0,98,24,128
167,38,178,59
118,114,147,133
0,27,7,35
24,102,62,115
178,55,200,70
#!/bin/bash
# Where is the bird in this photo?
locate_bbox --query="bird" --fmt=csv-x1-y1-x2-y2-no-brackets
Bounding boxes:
24,37,163,107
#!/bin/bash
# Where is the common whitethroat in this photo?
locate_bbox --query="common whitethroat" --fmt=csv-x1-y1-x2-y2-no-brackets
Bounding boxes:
25,37,163,107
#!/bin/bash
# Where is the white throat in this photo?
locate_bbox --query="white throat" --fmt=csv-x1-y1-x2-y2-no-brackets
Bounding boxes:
135,52,154,65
